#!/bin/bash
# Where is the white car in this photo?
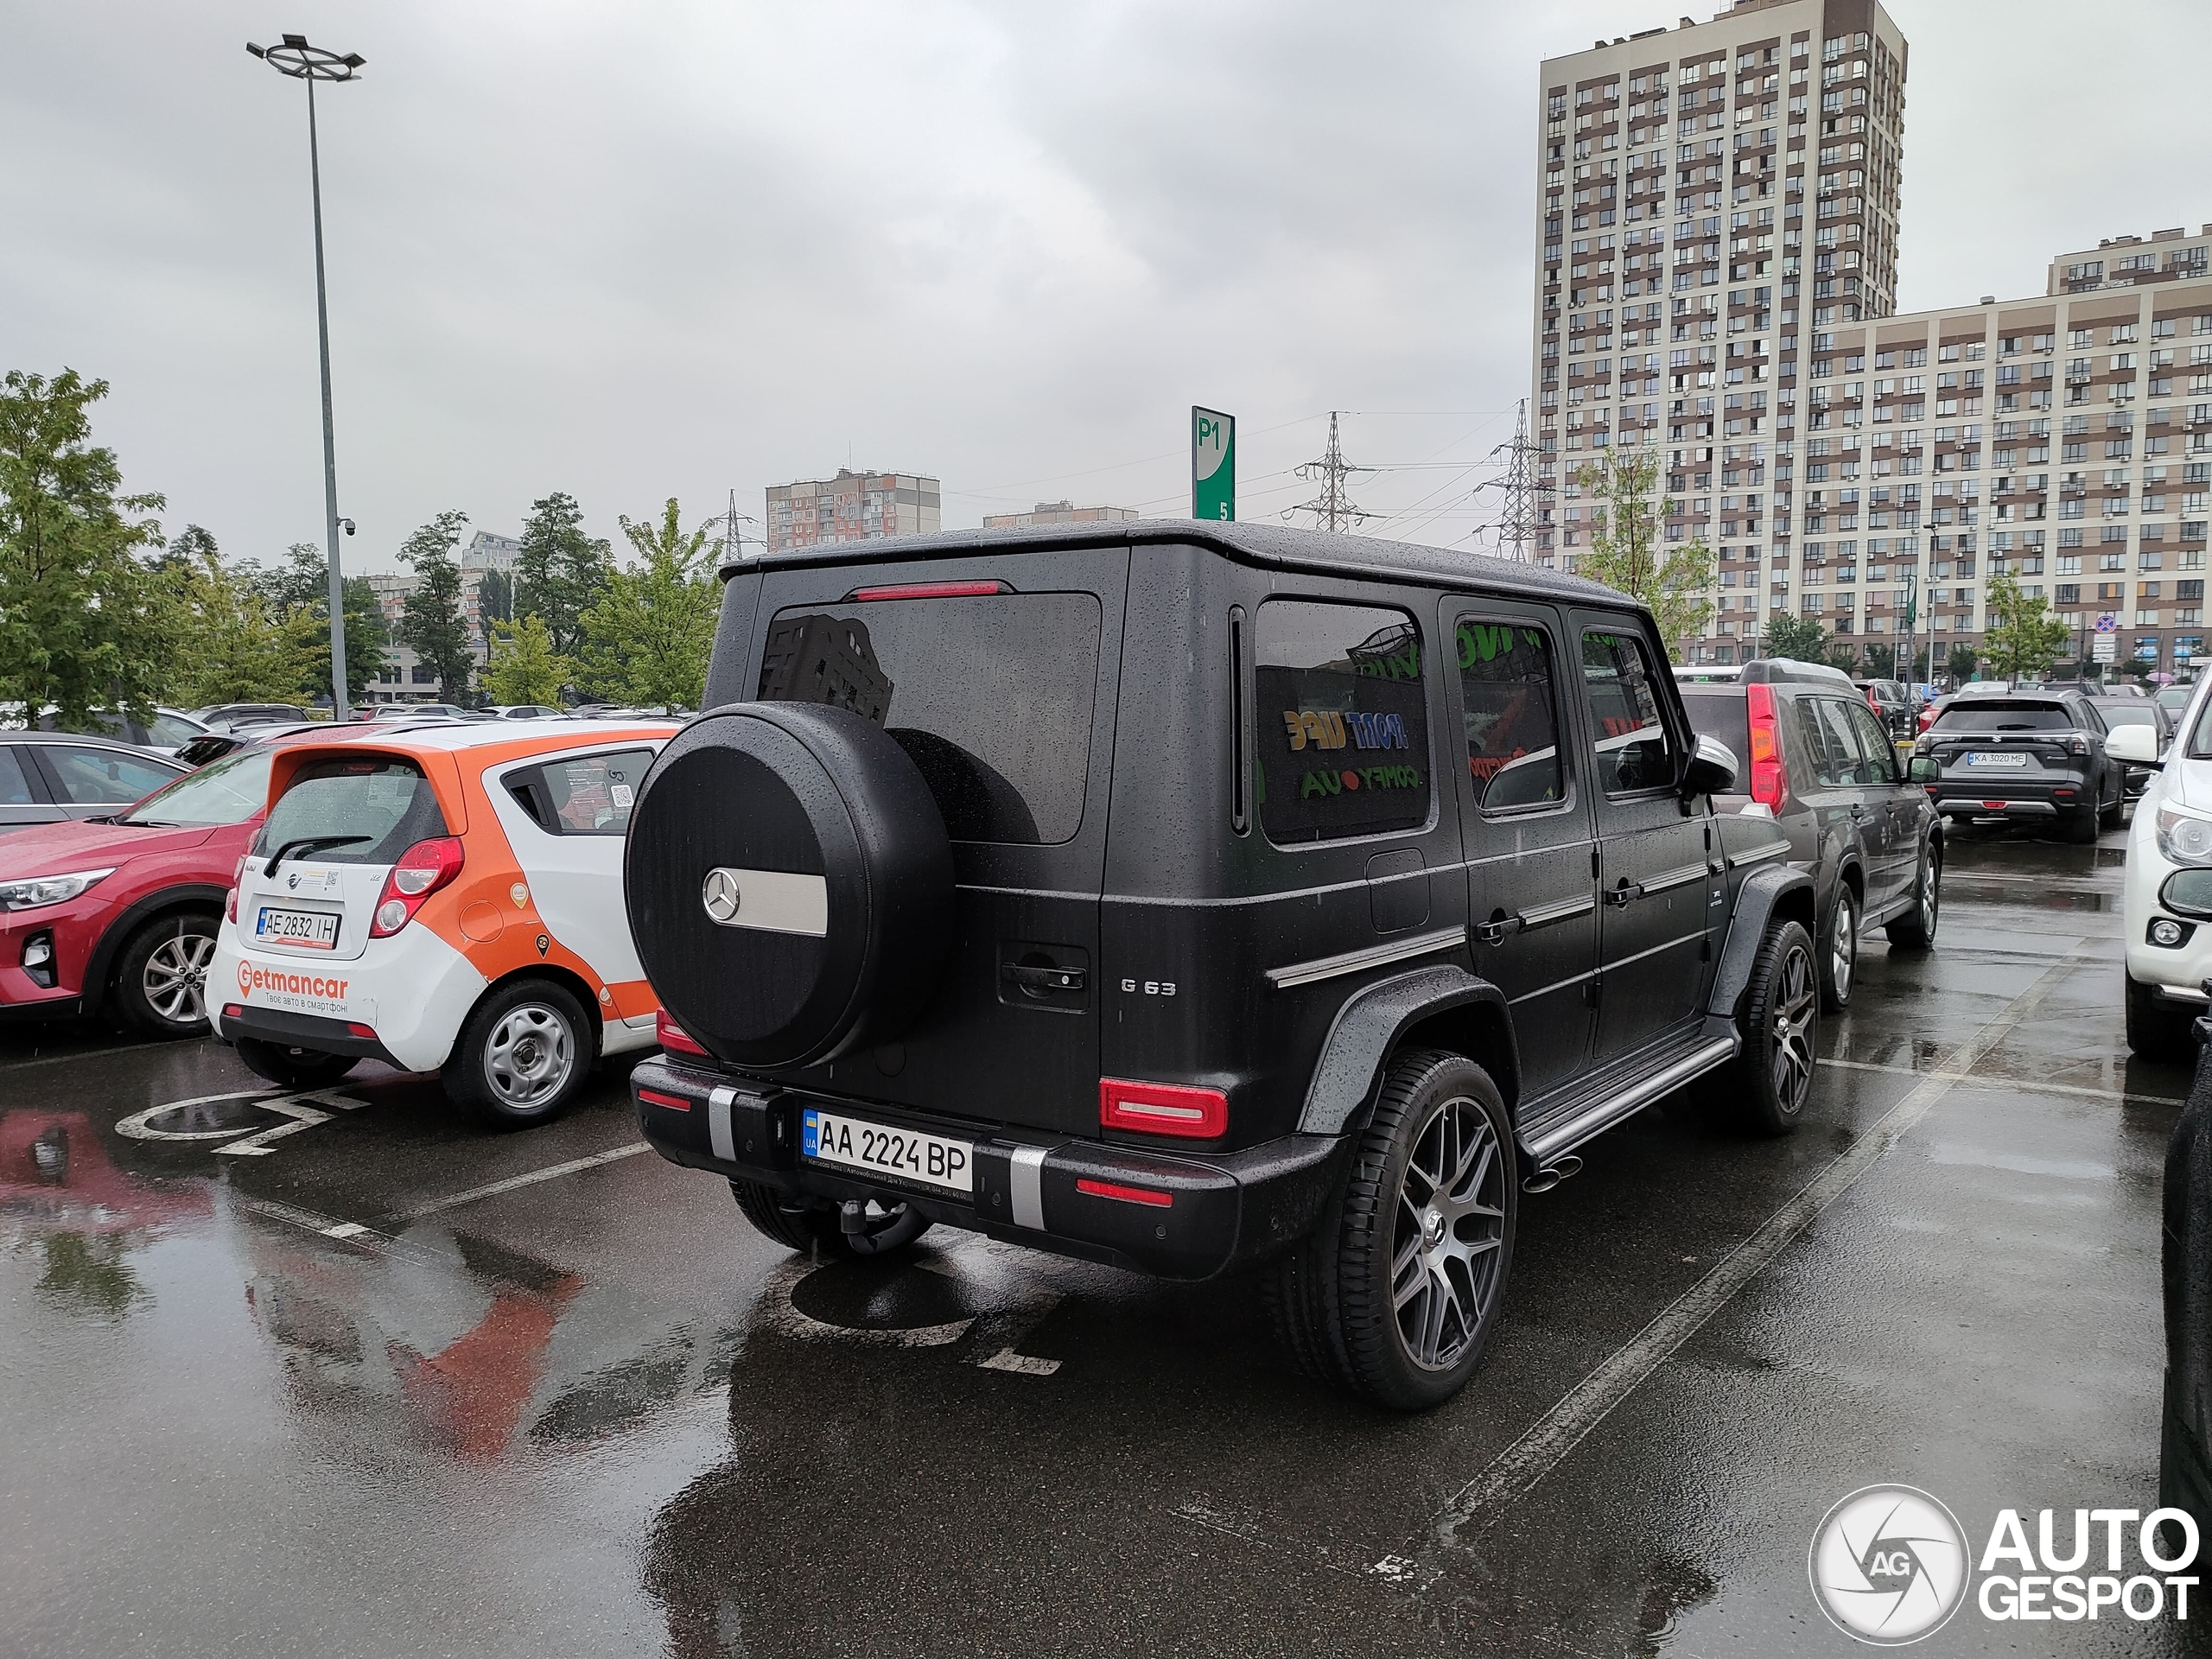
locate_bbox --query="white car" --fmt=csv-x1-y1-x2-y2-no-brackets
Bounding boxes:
2115,684,2212,1057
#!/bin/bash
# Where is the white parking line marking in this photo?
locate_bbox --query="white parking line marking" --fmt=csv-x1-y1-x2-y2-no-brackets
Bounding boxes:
321,1222,368,1239
1818,1056,2184,1107
382,1141,652,1221
1386,942,2092,1574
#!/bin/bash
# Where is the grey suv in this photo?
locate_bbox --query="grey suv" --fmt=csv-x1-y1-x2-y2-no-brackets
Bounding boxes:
1681,659,1942,1012
1914,685,2124,842
621,522,1828,1409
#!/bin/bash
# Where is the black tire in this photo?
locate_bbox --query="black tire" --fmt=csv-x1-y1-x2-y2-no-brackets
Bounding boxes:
1816,881,1859,1014
1885,845,1941,950
728,1179,932,1257
1730,919,1819,1135
1267,1049,1516,1411
2065,798,2101,843
235,1038,361,1090
444,977,593,1128
111,911,219,1038
2126,975,2200,1064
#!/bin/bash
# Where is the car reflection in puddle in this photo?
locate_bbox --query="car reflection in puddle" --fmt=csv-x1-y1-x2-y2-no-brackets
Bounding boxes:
238,1216,740,1465
0,1109,213,1319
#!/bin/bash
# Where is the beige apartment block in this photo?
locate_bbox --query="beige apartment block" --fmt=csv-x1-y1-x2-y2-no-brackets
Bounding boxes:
1532,0,1913,664
765,469,941,553
981,500,1138,530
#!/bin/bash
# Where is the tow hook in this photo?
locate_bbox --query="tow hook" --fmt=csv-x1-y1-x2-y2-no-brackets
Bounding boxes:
1522,1153,1585,1194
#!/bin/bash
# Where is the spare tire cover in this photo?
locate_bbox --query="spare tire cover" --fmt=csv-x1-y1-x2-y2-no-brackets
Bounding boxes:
626,702,955,1069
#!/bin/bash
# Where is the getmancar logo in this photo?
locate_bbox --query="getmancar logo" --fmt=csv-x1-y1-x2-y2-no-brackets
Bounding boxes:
1810,1487,2202,1643
237,961,350,1001
1809,1486,1970,1644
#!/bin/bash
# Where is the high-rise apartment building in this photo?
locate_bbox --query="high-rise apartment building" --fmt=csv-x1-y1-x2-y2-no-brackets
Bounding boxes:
1532,0,1909,664
765,469,941,553
1753,232,2212,679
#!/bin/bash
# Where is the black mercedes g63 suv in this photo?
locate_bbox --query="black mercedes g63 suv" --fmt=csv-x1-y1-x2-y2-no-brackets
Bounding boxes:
623,522,1818,1409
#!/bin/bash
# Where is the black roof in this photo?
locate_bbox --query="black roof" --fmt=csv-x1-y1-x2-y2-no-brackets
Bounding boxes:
720,518,1635,613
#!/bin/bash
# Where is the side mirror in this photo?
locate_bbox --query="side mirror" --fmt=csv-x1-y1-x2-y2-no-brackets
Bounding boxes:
1680,733,1738,798
2107,723,2162,766
1908,754,1942,785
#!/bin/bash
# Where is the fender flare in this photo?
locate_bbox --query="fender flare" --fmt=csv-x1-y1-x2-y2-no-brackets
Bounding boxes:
1294,963,1515,1136
83,884,230,1015
1707,864,1816,1024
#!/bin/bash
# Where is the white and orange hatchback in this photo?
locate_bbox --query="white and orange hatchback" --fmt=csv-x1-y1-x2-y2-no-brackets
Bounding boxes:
210,719,677,1125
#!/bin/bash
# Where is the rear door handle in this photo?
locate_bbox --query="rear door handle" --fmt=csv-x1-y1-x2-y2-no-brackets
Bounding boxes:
1604,883,1644,907
1003,963,1087,994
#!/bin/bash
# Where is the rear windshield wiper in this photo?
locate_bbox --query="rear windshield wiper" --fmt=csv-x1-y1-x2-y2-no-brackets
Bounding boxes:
264,834,372,876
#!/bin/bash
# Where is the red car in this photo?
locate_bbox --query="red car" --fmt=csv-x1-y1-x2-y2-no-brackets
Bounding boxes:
0,741,292,1036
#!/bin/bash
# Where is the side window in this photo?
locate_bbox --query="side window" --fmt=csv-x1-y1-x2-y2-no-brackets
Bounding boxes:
1816,701,1872,785
1256,599,1431,844
1843,701,1901,784
1579,629,1678,796
1791,700,1842,785
41,745,177,804
1455,617,1567,811
0,746,36,805
507,748,658,836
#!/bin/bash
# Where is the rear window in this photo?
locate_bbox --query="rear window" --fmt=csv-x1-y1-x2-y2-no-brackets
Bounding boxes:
253,757,450,864
1929,702,2072,733
119,747,274,827
1680,690,1750,784
2097,703,2155,727
1256,599,1431,844
505,747,656,836
757,593,1101,844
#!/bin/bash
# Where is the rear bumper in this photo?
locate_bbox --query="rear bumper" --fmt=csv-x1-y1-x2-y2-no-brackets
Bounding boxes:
1929,769,2093,821
629,1056,1348,1281
213,1003,405,1068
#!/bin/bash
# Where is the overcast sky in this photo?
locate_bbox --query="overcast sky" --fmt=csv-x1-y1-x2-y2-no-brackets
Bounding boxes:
3,1,2206,575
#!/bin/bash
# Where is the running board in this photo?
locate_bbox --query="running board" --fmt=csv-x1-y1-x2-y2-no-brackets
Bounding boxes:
1521,1034,1739,1166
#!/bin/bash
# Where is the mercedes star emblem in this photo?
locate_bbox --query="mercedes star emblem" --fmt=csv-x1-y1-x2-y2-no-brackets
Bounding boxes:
702,868,741,925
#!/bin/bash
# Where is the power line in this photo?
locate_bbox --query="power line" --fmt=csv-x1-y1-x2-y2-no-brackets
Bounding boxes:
1282,411,1373,533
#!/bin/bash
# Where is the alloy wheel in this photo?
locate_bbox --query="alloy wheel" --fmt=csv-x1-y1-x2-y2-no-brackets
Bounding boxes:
484,1004,575,1107
1389,1096,1509,1372
1917,859,1940,938
1770,943,1817,1112
143,931,214,1026
1829,890,1857,1001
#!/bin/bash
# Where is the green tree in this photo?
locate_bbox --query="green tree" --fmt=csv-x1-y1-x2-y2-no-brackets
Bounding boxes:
1760,613,1830,663
248,541,388,703
168,548,321,708
1864,643,1897,678
514,491,609,658
483,613,572,706
0,370,170,727
1946,643,1977,683
475,567,513,651
1979,574,2070,681
577,498,719,710
397,510,475,703
1827,640,1863,671
1571,449,1714,656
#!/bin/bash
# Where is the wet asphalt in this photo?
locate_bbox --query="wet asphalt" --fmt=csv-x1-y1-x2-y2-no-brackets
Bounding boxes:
0,817,2202,1658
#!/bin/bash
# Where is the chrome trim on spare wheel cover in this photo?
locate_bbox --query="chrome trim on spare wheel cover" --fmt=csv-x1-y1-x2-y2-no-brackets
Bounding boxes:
700,867,830,936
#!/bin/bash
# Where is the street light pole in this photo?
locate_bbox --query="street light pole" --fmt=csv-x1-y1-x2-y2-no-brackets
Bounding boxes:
249,34,365,721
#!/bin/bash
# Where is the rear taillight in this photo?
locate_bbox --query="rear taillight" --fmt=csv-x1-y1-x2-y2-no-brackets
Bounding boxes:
368,836,464,938
1099,1077,1229,1139
227,854,245,922
1745,683,1789,810
656,1010,711,1058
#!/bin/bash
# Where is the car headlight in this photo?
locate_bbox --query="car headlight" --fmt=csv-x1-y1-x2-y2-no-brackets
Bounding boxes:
0,868,117,911
2156,804,2212,867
